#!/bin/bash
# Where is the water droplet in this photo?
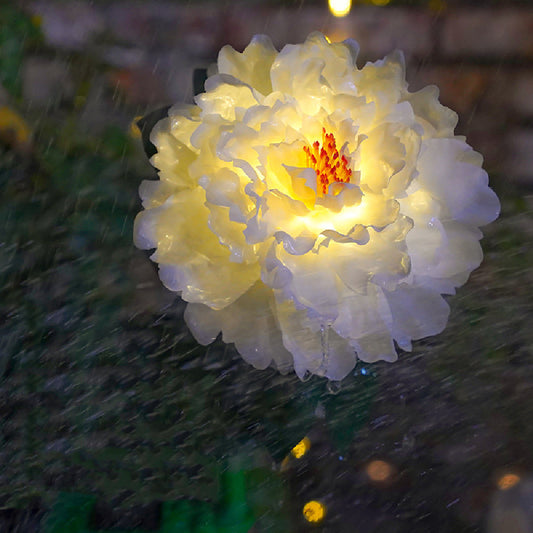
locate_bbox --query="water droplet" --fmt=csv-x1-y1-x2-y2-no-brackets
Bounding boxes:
320,324,330,374
315,402,326,419
327,380,342,394
320,324,330,358
402,432,415,451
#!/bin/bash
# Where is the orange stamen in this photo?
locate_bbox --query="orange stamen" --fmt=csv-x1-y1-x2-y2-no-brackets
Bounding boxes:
303,128,352,195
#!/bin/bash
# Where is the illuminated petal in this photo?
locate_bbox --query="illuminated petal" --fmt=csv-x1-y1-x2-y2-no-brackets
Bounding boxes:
196,75,261,121
185,282,293,373
275,297,357,380
137,188,260,309
218,34,278,96
405,85,458,138
385,284,450,341
150,117,197,189
353,333,398,363
200,166,254,224
417,138,500,226
332,284,393,342
138,179,175,209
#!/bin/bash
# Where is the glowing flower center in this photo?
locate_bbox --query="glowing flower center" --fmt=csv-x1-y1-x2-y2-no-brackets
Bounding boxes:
303,128,352,195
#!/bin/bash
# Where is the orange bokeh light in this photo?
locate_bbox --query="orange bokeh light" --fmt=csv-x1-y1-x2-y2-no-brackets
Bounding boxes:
497,473,521,491
366,460,394,482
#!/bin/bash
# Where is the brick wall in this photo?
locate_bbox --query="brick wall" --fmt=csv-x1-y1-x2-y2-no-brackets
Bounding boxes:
24,1,533,186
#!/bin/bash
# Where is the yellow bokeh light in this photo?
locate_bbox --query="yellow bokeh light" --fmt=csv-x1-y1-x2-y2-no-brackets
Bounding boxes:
303,500,326,523
497,473,521,491
0,106,31,145
329,0,351,18
31,14,42,28
366,460,393,482
428,0,446,12
291,436,311,459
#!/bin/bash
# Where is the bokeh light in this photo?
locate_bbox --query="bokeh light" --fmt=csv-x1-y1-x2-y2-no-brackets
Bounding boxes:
328,0,351,18
303,500,326,523
291,436,311,459
497,473,521,490
0,106,31,146
366,459,394,482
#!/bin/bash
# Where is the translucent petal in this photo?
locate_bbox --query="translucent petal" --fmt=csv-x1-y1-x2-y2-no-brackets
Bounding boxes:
385,284,450,341
275,297,357,381
218,34,278,96
185,283,293,373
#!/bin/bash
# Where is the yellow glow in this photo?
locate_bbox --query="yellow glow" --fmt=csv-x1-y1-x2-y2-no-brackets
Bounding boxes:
498,473,521,491
329,0,351,18
428,0,446,12
297,199,367,237
0,106,31,145
130,116,143,139
325,27,351,44
291,436,311,459
372,0,390,5
31,14,42,28
303,500,326,523
366,460,393,482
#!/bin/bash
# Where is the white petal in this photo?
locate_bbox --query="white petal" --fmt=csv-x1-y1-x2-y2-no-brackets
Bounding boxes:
333,283,393,341
185,283,293,373
138,180,174,209
353,333,398,363
417,138,500,226
150,118,197,189
196,74,261,121
142,188,260,309
133,209,159,251
385,285,450,341
405,85,458,138
275,297,357,380
218,35,278,96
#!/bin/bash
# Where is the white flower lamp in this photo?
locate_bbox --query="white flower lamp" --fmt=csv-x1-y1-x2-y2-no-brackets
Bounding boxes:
134,33,500,381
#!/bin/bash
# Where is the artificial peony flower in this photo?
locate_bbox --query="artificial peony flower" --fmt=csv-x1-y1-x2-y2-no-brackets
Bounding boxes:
134,33,499,381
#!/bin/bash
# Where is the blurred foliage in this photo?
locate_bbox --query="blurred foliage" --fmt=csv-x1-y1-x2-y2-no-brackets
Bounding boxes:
0,5,42,98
